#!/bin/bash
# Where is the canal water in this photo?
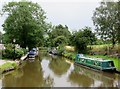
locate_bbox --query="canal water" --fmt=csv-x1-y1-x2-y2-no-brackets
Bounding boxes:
0,52,120,87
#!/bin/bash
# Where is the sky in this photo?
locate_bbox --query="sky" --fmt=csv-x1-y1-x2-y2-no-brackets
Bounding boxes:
0,0,102,33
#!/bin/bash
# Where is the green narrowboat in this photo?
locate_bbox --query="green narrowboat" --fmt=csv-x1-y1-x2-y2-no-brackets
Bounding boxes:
75,54,116,71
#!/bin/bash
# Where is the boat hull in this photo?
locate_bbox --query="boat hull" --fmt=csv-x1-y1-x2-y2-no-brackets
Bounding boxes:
75,61,116,72
27,48,38,58
28,54,35,58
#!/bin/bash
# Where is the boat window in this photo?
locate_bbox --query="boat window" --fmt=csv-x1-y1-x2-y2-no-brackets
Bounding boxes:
93,61,97,65
98,63,100,66
81,58,84,62
109,61,114,67
102,61,114,67
102,62,108,67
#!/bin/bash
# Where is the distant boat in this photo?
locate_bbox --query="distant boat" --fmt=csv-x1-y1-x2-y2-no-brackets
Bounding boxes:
75,54,116,71
48,47,58,55
27,48,38,58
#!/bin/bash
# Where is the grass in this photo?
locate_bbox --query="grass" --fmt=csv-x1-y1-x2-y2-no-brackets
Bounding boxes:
88,44,120,54
0,62,17,73
63,52,77,60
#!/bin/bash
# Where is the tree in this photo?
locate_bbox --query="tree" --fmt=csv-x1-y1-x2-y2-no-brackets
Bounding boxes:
1,1,48,49
71,30,87,53
71,27,96,53
116,1,120,44
53,36,67,47
82,27,97,45
92,1,118,47
48,24,71,47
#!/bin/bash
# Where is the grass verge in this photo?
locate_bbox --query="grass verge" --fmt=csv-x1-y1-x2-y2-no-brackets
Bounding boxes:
0,62,17,73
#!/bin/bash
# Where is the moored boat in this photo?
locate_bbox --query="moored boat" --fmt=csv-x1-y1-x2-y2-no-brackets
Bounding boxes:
75,54,116,71
48,47,58,55
27,48,38,58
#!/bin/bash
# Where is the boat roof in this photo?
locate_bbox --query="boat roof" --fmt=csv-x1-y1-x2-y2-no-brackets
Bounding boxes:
32,48,36,51
80,56,113,62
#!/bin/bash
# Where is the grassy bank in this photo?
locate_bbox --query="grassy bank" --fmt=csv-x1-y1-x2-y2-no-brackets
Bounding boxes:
0,62,18,73
88,44,120,56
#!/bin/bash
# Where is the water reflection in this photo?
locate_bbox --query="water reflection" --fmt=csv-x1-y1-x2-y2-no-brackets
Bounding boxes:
49,56,70,76
2,59,44,87
43,75,54,87
68,64,118,87
0,52,120,87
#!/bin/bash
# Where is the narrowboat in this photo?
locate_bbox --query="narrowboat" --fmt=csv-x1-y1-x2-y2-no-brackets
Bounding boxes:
27,48,38,58
75,54,116,71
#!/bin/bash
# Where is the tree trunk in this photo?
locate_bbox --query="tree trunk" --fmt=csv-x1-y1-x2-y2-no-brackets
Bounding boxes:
112,37,115,48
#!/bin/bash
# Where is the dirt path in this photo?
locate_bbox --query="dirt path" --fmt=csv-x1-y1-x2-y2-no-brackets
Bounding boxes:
0,60,15,66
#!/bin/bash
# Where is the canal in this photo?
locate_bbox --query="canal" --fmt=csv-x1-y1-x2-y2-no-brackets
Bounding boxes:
0,52,120,87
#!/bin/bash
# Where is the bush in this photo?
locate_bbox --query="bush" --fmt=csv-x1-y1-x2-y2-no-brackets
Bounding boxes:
15,49,24,58
22,48,28,55
2,44,27,59
3,48,24,59
57,44,65,55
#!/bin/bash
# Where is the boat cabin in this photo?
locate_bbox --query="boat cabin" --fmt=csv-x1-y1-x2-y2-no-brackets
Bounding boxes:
75,54,116,71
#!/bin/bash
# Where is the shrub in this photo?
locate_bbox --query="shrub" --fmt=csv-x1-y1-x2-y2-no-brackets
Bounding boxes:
57,44,65,55
3,48,24,60
15,49,24,59
22,48,28,55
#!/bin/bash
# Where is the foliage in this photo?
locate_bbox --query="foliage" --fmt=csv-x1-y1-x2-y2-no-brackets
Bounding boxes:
63,52,76,60
95,39,104,45
57,44,65,55
92,1,120,46
88,44,120,55
53,36,67,47
81,27,97,45
2,48,24,60
1,1,49,49
65,46,75,52
2,44,24,60
71,27,96,53
116,1,120,44
72,32,87,53
48,24,71,47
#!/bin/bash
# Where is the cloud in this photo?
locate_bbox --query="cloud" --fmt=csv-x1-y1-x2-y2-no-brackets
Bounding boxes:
0,0,100,33
40,2,99,31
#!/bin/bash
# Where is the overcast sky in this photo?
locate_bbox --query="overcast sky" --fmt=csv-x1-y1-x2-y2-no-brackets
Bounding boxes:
0,0,102,33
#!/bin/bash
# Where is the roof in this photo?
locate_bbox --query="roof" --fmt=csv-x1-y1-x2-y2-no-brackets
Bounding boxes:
32,48,37,51
80,56,112,62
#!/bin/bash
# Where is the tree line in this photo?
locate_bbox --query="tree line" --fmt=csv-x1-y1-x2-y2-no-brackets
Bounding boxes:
92,1,120,47
0,1,120,53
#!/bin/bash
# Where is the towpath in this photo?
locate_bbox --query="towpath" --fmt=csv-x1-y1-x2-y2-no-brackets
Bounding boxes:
0,60,16,66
